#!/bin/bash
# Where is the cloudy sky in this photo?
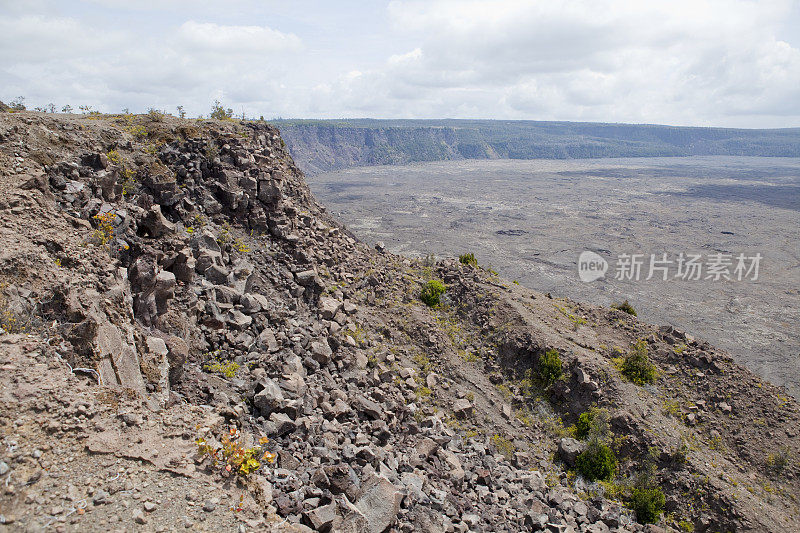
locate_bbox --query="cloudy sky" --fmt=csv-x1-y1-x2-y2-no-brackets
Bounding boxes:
2,0,799,128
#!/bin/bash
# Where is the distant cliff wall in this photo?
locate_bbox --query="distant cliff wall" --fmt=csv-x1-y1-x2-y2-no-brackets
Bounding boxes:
272,119,800,174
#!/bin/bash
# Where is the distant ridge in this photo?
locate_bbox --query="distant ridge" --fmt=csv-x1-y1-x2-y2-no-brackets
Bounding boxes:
271,118,800,173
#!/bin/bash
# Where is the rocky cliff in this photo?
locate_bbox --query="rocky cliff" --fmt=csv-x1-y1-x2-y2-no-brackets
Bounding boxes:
0,111,798,532
273,119,800,174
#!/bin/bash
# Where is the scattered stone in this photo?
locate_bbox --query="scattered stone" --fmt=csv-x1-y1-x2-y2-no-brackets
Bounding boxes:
93,489,110,505
270,412,296,436
303,502,336,530
557,438,586,468
452,398,473,418
354,476,402,533
319,297,342,319
253,378,285,414
202,499,217,512
310,340,333,365
132,509,147,524
295,269,317,287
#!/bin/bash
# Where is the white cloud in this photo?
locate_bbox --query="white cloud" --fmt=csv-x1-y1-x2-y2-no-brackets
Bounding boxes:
0,0,798,126
0,11,304,116
0,16,121,62
349,0,800,126
176,21,301,55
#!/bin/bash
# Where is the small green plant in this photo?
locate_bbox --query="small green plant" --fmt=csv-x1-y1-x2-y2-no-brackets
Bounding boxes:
538,349,563,385
662,399,681,418
416,385,433,400
186,213,207,234
106,149,122,165
92,212,116,246
598,479,627,501
766,447,791,475
422,253,436,267
459,253,477,267
576,408,615,481
120,168,137,196
628,486,665,524
621,447,666,524
128,124,148,139
204,360,240,378
0,309,26,334
420,280,446,307
106,150,138,196
233,237,251,253
216,225,231,245
412,351,433,373
611,300,637,316
143,142,160,155
620,340,657,385
496,383,512,400
576,441,617,481
555,304,587,329
515,410,536,427
575,410,596,440
196,427,275,479
461,349,480,362
491,434,516,460
670,440,689,466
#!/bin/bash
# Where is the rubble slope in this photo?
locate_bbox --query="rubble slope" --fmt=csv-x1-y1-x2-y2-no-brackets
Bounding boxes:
0,111,798,533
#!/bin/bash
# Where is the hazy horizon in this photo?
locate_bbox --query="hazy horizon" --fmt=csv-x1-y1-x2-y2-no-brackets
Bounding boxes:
270,117,800,131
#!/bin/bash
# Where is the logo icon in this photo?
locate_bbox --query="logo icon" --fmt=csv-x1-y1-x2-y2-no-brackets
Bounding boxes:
578,251,608,282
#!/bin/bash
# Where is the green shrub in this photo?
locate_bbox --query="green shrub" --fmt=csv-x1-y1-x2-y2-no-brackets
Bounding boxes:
611,300,637,316
195,427,274,479
420,280,446,307
204,360,240,378
459,253,477,267
538,349,563,385
210,100,234,120
576,442,617,481
766,447,791,475
575,411,594,440
147,108,166,122
621,340,657,385
490,434,516,460
628,486,665,524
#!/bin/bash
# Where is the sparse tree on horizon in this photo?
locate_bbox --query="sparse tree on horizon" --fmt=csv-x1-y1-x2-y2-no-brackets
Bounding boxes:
10,96,25,111
210,100,234,120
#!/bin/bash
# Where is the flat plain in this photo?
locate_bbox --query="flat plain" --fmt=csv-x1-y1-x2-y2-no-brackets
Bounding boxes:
308,156,800,397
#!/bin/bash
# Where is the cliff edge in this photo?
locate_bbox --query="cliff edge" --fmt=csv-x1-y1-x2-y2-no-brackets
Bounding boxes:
0,111,798,532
